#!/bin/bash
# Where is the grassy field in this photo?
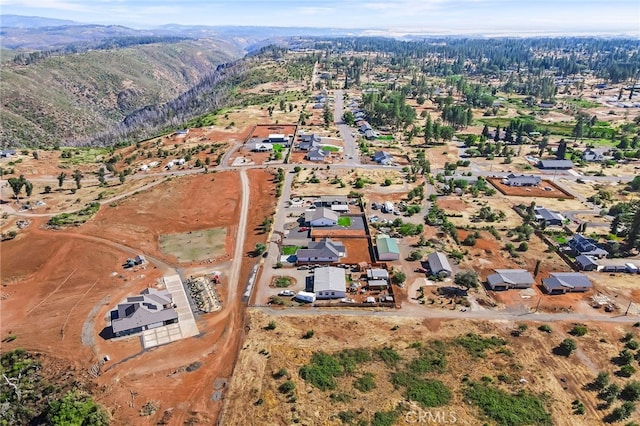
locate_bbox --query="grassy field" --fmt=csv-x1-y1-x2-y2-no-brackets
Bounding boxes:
159,227,227,263
59,148,110,165
321,145,340,152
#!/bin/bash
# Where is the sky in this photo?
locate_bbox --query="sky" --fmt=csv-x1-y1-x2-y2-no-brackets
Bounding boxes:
1,0,639,35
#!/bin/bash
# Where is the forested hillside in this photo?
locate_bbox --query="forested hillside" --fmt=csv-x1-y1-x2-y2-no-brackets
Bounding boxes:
1,39,243,147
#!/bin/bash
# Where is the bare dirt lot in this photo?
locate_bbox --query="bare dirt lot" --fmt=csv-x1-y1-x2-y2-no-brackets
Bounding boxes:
489,177,574,199
79,172,240,265
223,310,640,425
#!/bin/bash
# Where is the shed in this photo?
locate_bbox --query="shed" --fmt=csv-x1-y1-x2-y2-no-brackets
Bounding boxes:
367,268,390,281
376,235,400,261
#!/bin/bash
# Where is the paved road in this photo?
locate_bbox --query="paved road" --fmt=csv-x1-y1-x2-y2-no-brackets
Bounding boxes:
333,89,360,166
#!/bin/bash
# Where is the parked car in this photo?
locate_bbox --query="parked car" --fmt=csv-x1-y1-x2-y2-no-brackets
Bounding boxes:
278,290,295,297
299,227,309,232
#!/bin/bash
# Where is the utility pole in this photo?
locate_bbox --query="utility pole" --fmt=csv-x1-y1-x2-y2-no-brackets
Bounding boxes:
625,301,632,316
534,297,542,313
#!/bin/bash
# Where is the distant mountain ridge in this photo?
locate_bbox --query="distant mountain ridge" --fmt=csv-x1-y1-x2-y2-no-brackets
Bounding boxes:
1,14,81,28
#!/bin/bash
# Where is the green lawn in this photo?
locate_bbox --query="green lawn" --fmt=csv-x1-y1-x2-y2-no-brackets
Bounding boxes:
322,145,340,152
338,217,351,227
59,147,110,165
273,143,284,153
377,135,394,141
282,246,300,256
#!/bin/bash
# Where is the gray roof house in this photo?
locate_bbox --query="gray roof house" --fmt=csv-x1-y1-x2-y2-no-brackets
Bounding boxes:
306,147,327,162
502,174,541,187
247,142,273,152
538,159,574,170
0,149,17,158
486,269,535,291
313,266,347,299
372,151,393,164
364,129,378,140
427,252,453,277
305,207,339,227
110,288,178,337
542,272,592,294
534,207,565,226
568,234,608,258
317,195,348,207
296,238,346,263
299,134,322,151
582,148,606,162
575,254,599,271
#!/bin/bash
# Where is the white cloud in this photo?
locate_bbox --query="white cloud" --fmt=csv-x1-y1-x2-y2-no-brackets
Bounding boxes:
0,0,89,11
296,6,334,15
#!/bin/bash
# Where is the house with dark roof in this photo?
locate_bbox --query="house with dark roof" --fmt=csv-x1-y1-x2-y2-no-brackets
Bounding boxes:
486,269,535,291
0,149,17,158
299,134,322,151
427,252,453,277
313,266,346,299
110,288,178,337
305,207,339,227
534,207,565,226
567,234,608,258
542,272,592,294
296,239,346,263
372,150,393,165
538,159,573,170
306,147,327,162
365,129,378,140
575,254,599,271
502,174,541,187
268,134,288,145
376,234,400,261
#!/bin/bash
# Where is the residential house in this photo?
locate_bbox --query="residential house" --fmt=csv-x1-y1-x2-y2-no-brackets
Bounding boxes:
486,269,535,291
582,148,606,162
372,151,393,165
538,159,574,170
313,266,347,299
110,288,178,337
268,134,289,145
299,134,322,151
359,122,372,132
502,174,541,187
542,272,592,294
175,129,189,136
306,147,327,162
296,238,346,263
248,142,273,152
316,195,349,212
376,234,400,261
0,149,17,158
575,254,599,271
427,252,453,277
364,129,378,140
567,234,609,258
305,207,339,227
313,103,325,109
534,207,565,226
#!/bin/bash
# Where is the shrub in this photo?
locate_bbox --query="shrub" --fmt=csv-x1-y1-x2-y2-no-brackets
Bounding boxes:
302,329,315,339
406,379,452,408
454,271,479,289
538,324,552,333
354,373,376,393
47,391,109,426
618,365,636,378
464,382,552,426
621,381,640,401
375,347,401,367
272,368,288,379
278,380,296,394
299,352,342,391
555,338,577,356
454,333,506,358
265,321,276,331
570,325,588,337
